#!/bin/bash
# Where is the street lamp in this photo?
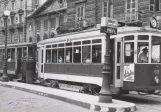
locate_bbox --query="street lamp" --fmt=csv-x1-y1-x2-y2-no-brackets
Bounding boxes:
1,10,10,82
99,0,112,103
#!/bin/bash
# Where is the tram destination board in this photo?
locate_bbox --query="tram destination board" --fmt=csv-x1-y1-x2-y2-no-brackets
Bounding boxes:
100,26,117,35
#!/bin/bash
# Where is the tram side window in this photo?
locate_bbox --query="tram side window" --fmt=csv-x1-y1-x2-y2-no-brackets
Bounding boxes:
124,42,134,63
28,47,34,58
0,49,3,62
92,45,101,63
11,48,15,62
52,49,57,63
73,47,81,63
151,36,161,63
66,47,72,63
82,46,91,63
58,48,64,63
46,49,51,63
23,47,27,57
7,49,11,62
137,42,149,63
17,48,22,59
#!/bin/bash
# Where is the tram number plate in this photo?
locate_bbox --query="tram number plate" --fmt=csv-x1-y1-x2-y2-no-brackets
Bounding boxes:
100,27,117,35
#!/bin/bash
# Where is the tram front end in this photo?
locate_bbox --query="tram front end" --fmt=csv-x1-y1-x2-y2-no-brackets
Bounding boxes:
123,63,161,93
119,33,161,94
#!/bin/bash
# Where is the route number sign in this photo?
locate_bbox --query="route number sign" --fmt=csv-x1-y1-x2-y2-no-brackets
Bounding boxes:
100,17,118,35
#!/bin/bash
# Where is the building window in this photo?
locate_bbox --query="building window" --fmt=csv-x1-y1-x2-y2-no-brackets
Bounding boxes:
126,0,136,14
12,2,15,10
29,36,32,42
8,19,10,24
125,0,137,22
150,0,161,11
59,16,64,26
32,0,39,9
36,21,41,31
76,4,85,27
150,0,155,11
102,1,108,17
28,22,33,32
160,0,161,10
44,20,48,30
19,14,22,23
4,4,6,10
20,0,23,9
51,18,56,29
11,16,14,24
59,0,63,4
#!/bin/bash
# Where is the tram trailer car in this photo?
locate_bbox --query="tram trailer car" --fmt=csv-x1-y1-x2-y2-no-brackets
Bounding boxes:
37,27,161,94
0,43,36,81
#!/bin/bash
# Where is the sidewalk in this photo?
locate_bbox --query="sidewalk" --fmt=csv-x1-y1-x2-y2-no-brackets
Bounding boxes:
0,81,136,112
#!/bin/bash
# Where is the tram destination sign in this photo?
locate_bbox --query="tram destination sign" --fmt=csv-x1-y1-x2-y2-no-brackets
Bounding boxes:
100,17,118,35
101,17,118,28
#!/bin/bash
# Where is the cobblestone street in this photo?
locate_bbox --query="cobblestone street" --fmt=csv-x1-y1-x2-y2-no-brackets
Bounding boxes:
0,86,96,112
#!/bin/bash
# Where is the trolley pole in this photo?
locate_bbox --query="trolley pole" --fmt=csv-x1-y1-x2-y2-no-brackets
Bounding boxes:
1,11,10,82
99,0,112,103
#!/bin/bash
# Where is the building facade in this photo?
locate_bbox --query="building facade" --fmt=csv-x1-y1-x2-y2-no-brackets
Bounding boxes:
0,0,47,45
26,0,114,43
26,0,161,43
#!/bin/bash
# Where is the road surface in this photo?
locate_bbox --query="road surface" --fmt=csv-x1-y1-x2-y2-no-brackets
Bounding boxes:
0,86,96,112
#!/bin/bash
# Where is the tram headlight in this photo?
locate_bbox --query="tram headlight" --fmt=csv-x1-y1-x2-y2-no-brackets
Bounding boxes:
154,76,159,84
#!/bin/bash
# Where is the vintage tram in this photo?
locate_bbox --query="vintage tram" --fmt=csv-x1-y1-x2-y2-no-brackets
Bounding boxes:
0,43,36,80
37,27,161,94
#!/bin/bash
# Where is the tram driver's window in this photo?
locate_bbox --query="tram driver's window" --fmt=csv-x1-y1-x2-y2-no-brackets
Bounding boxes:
124,42,134,63
46,49,51,63
137,42,149,63
58,48,64,63
82,46,91,63
66,47,72,63
73,47,81,63
151,36,161,63
92,45,101,63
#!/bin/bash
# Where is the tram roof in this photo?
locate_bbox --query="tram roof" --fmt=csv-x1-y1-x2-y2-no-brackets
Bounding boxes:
37,26,161,45
0,42,36,48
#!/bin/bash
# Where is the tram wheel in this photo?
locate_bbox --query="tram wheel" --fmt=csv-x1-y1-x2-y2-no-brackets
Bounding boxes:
50,80,59,88
147,90,155,94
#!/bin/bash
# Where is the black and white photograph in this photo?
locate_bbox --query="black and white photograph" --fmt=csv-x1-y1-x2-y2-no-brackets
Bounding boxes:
0,0,161,112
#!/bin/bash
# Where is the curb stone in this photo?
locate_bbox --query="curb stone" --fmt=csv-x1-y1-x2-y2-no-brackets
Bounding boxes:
0,82,136,112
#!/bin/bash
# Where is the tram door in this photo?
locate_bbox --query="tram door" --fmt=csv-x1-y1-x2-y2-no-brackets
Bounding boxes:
114,37,123,87
37,47,44,78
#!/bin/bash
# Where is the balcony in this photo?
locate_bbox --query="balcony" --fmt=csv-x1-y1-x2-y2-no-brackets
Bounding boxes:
56,19,95,34
114,11,143,26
